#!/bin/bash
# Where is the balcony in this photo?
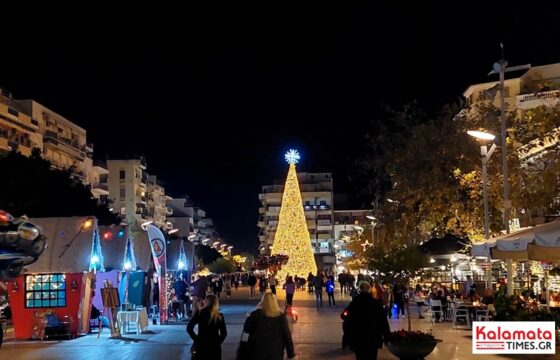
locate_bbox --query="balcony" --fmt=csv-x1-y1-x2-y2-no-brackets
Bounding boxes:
317,219,331,226
258,221,265,228
268,220,278,226
263,185,283,193
516,90,560,109
267,206,281,213
91,183,109,196
44,130,87,153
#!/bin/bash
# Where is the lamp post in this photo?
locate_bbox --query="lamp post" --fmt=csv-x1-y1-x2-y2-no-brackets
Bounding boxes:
488,49,530,296
468,130,496,290
366,215,377,245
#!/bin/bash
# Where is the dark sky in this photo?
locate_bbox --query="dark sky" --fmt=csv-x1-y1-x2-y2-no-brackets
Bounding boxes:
2,5,560,252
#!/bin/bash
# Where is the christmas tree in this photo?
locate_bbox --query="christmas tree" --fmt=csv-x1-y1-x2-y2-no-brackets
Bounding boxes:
272,150,317,281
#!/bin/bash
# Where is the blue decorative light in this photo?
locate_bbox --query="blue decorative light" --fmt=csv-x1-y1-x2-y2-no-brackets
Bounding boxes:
117,229,125,238
285,149,300,165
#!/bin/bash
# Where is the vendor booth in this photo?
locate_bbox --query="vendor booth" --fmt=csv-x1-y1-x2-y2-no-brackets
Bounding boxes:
6,217,97,339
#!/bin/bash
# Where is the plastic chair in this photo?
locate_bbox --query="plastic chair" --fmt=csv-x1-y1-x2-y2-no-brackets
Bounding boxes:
453,306,471,329
429,300,443,324
476,309,491,321
446,303,455,322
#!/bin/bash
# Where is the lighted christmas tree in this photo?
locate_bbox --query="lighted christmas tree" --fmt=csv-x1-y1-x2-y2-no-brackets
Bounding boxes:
273,149,317,281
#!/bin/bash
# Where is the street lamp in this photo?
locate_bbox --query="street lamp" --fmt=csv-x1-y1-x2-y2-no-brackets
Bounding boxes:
468,129,496,290
487,50,530,296
467,130,496,240
366,215,377,244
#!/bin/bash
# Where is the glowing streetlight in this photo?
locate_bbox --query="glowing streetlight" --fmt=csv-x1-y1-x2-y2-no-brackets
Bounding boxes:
82,218,94,230
168,228,179,234
467,130,496,141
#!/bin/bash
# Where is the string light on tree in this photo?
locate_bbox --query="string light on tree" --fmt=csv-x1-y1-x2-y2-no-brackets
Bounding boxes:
272,149,317,281
361,239,373,251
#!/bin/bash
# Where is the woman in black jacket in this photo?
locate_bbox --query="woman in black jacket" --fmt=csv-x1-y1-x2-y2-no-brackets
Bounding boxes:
187,295,227,359
239,293,295,360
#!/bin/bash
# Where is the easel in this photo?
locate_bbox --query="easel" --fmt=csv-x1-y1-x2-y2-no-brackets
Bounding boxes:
101,280,121,338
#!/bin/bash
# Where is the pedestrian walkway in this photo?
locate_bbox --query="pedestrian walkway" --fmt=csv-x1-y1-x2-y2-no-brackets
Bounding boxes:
0,286,557,359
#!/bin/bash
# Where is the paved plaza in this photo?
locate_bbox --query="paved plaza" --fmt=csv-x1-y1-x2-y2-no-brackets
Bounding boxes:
1,287,558,359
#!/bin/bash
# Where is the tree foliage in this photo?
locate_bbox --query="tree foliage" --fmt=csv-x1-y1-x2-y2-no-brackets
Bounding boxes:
208,258,234,274
195,245,222,265
0,149,119,225
357,100,560,246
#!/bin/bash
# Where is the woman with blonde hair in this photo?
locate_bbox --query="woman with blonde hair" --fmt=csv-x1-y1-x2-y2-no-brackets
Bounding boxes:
187,294,227,359
237,293,295,360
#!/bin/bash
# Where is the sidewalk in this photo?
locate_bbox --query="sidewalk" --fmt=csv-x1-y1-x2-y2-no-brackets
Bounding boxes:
0,286,557,359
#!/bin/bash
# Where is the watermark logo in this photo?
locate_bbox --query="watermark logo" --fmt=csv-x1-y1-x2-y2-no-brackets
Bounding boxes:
473,321,555,354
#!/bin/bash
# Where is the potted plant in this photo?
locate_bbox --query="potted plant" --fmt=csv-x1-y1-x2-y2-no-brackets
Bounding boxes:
366,244,443,359
386,329,442,360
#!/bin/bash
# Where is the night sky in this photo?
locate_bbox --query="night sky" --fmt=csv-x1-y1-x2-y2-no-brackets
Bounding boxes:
2,5,560,252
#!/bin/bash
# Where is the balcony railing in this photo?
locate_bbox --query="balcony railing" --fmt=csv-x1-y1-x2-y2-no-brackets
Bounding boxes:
92,183,108,191
516,90,560,109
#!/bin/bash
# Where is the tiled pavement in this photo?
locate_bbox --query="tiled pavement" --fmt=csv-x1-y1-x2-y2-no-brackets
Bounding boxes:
1,287,558,359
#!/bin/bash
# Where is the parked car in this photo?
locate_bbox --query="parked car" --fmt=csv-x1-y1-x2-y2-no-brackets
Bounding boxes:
0,210,46,277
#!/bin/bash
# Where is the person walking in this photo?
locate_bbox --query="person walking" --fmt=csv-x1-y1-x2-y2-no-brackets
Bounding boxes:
307,272,315,294
238,293,295,360
414,284,427,319
326,275,336,308
343,282,391,360
224,275,232,298
313,271,325,310
259,275,268,296
382,281,393,319
247,273,257,299
192,275,207,313
393,283,405,319
283,276,296,306
269,274,278,295
187,295,227,360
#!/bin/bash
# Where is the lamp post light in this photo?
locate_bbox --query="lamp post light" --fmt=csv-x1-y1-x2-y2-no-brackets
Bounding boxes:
468,130,496,290
467,130,496,241
366,215,377,245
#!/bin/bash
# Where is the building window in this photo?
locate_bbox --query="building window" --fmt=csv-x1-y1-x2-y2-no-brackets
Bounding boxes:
120,188,126,198
25,274,66,308
119,169,126,179
31,119,39,126
7,108,19,117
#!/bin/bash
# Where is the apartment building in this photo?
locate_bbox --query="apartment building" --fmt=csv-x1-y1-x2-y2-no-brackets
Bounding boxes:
17,99,92,181
0,88,42,157
463,63,560,161
107,158,149,227
146,174,172,228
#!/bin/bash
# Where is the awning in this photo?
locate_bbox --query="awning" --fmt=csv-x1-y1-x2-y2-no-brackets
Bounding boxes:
471,219,560,261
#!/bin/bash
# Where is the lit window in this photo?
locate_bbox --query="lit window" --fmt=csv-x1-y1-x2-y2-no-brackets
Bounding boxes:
25,274,66,308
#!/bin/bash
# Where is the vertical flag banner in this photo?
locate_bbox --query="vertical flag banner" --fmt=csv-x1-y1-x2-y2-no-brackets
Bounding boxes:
146,225,167,322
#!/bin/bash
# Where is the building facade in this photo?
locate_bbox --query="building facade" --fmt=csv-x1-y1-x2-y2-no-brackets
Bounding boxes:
463,63,560,161
0,88,42,157
107,158,149,227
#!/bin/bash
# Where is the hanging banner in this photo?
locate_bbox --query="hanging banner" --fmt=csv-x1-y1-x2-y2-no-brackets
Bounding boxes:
146,225,167,323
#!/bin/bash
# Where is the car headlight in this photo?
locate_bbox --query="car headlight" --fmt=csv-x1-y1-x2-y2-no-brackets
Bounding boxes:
18,222,40,241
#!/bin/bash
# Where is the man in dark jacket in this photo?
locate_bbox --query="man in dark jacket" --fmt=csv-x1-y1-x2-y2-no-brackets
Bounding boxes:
344,282,391,360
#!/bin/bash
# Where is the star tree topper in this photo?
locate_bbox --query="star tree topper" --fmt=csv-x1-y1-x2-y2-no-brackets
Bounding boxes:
285,149,300,165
